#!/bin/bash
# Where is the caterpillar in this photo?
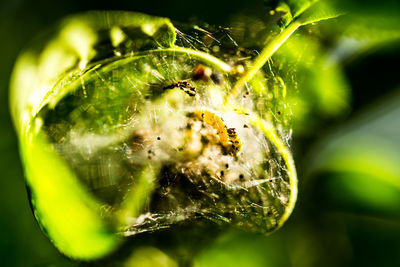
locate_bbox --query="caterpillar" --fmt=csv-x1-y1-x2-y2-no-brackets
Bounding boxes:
190,110,242,155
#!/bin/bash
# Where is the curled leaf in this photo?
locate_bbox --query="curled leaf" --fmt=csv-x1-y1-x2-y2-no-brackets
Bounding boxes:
10,11,176,260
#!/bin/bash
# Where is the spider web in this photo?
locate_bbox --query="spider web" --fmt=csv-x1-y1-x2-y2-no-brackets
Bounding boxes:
37,18,295,236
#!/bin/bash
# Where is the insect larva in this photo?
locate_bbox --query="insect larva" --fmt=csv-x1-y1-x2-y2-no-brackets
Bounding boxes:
163,81,196,96
191,110,242,155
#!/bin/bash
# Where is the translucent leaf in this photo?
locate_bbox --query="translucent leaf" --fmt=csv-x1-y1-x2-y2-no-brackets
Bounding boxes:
21,132,119,259
9,11,176,260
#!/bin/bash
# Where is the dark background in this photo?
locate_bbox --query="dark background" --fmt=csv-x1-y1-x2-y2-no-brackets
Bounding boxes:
1,0,399,266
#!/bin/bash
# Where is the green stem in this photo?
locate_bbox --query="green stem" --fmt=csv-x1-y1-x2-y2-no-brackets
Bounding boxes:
229,21,301,98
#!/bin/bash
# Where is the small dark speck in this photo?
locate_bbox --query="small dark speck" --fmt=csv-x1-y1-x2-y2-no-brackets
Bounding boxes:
267,211,272,216
243,124,249,128
148,150,152,154
157,136,161,140
269,179,273,182
211,72,223,85
201,136,210,145
245,91,249,95
277,111,281,115
239,174,244,180
220,170,224,177
148,156,152,159
225,163,229,168
244,113,250,116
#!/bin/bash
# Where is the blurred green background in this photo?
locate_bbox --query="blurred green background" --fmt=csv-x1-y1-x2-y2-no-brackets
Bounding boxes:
1,0,399,266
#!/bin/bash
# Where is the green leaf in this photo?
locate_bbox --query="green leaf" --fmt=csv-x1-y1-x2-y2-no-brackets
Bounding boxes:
265,0,342,27
307,89,400,218
9,11,177,260
21,131,119,259
297,1,343,26
322,12,400,49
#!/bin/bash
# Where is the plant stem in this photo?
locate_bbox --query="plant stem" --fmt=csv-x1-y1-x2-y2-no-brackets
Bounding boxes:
228,21,301,99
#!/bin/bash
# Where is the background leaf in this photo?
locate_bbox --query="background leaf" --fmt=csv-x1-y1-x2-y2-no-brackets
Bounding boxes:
306,88,400,218
274,33,350,134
